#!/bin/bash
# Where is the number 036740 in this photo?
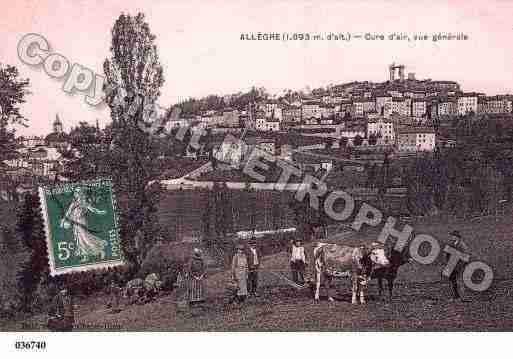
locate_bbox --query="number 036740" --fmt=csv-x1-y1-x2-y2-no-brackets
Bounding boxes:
14,341,47,350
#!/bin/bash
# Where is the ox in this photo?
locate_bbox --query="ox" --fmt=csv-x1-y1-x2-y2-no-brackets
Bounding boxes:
313,242,390,304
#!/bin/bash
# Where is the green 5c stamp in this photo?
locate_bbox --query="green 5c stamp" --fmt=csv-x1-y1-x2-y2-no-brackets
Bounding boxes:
38,179,124,276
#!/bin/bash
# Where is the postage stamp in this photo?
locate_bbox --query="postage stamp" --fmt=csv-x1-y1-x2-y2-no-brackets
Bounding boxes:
38,179,124,276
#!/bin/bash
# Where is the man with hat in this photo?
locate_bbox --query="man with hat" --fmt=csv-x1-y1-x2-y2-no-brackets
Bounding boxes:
445,230,470,300
246,238,261,296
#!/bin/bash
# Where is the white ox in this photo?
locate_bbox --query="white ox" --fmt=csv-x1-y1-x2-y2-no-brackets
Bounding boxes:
313,242,390,304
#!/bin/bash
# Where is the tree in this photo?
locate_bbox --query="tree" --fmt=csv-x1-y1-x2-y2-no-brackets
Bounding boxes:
0,223,27,316
244,183,257,234
0,64,30,200
366,163,378,188
62,122,110,181
202,188,215,247
16,193,48,313
103,13,165,273
213,182,225,237
271,193,282,231
353,135,363,146
0,64,30,162
220,183,234,235
368,133,378,146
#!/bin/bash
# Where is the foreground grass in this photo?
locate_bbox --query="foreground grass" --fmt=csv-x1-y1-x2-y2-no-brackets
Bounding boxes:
3,213,513,331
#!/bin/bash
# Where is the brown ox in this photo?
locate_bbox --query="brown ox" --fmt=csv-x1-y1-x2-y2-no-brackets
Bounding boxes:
313,242,390,304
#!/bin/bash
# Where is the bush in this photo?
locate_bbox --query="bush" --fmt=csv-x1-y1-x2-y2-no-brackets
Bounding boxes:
138,242,183,290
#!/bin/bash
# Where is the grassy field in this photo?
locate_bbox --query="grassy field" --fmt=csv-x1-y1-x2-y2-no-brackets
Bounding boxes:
158,189,297,240
4,211,513,331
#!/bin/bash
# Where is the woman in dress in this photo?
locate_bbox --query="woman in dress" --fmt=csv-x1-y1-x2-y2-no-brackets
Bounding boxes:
186,248,206,304
231,244,249,304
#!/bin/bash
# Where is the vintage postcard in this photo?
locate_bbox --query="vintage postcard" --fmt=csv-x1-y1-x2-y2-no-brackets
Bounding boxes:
1,0,513,357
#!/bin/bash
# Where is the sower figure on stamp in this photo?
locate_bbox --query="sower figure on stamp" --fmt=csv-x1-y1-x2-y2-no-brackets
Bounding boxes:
47,288,75,331
231,244,249,304
186,248,206,305
290,239,307,285
444,230,470,301
246,238,261,297
60,187,107,262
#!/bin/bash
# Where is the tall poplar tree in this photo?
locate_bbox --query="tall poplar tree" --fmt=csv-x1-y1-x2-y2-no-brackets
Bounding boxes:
103,13,165,272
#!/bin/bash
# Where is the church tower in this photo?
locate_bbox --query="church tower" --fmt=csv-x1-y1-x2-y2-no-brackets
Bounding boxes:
53,113,63,134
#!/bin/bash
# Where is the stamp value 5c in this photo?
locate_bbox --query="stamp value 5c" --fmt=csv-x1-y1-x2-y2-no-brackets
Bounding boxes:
38,179,124,276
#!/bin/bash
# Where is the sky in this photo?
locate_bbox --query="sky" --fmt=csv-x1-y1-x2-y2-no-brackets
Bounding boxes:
1,0,513,136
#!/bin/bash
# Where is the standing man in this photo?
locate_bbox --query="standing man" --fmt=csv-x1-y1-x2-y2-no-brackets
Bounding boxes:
247,239,260,297
106,280,122,313
290,239,307,285
445,230,470,301
47,288,75,331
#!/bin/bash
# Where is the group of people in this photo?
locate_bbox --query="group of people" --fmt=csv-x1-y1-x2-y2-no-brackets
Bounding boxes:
45,229,471,330
178,230,471,306
229,239,261,303
178,238,309,306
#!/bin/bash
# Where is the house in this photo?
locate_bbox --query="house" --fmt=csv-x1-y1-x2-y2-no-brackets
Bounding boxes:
292,151,333,174
367,118,395,144
8,145,64,178
389,97,411,116
341,125,366,145
165,118,191,131
337,100,352,114
435,97,458,117
319,117,335,125
222,108,240,127
304,117,319,125
282,104,302,124
412,99,427,118
320,104,336,119
388,90,403,98
17,136,45,148
405,91,425,99
239,114,253,129
376,95,392,115
45,114,70,149
478,95,513,114
210,112,225,127
302,100,322,119
396,126,436,152
353,98,376,115
245,137,276,156
457,93,479,115
213,136,245,167
255,116,280,132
